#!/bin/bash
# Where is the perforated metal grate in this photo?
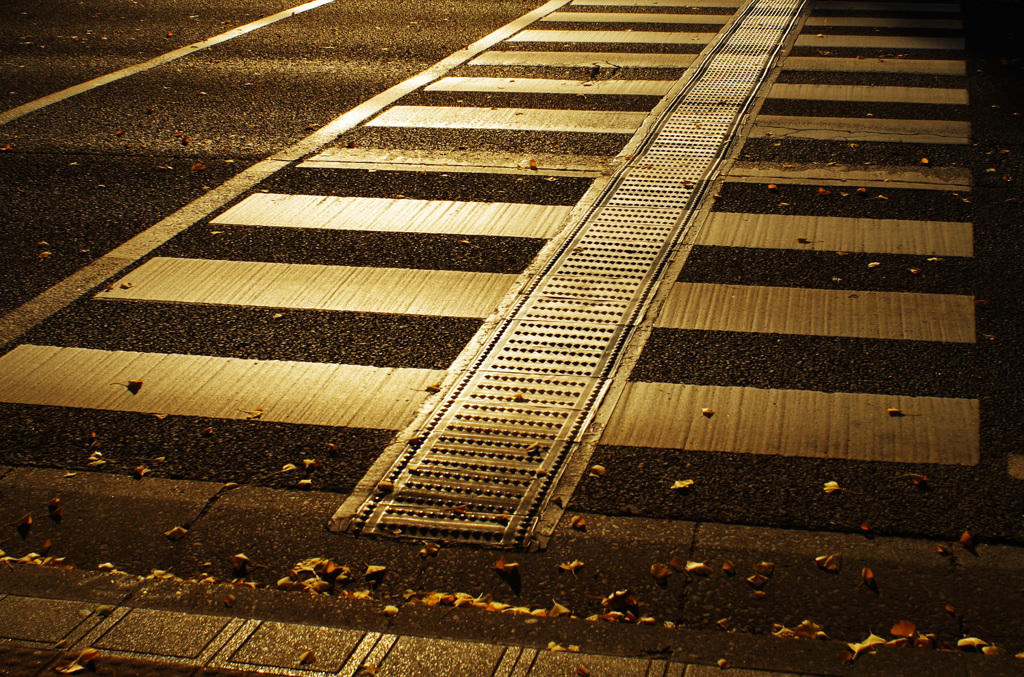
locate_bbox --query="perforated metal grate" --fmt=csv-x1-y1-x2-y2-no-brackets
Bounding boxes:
352,0,808,547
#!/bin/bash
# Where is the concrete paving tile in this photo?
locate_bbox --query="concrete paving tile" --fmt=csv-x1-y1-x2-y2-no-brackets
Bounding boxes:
229,620,363,672
0,563,138,604
95,608,229,659
0,468,222,573
0,596,92,643
528,650,651,677
684,667,801,677
0,646,59,677
376,636,505,677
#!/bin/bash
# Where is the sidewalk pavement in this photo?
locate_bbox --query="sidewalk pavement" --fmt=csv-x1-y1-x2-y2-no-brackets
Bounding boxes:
1,564,1019,677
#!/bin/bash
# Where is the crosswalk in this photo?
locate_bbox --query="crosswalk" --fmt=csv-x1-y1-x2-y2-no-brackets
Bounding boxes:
0,0,990,542
596,0,979,476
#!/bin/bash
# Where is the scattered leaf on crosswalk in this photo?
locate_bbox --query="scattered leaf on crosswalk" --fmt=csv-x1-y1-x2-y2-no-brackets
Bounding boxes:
846,633,885,661
588,464,605,478
298,650,316,664
549,601,571,617
381,605,399,617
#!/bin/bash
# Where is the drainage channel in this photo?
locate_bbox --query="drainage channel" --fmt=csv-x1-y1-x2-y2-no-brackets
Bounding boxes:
350,0,808,548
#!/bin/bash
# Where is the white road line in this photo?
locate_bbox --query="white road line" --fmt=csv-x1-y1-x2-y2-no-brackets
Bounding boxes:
469,51,696,68
0,0,573,348
300,148,612,177
0,345,442,430
542,11,732,23
804,17,962,29
794,35,964,50
572,0,740,6
97,258,518,318
693,212,974,256
426,77,675,96
601,381,979,465
212,193,573,239
768,83,968,105
0,0,337,127
510,29,713,43
655,282,976,342
366,106,648,134
782,56,965,75
751,115,971,144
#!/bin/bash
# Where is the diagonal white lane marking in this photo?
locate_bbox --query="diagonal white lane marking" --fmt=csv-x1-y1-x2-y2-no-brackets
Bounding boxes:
0,0,337,127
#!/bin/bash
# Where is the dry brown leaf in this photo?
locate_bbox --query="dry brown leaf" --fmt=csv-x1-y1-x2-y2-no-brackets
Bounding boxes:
753,561,775,577
529,159,538,169
651,563,673,581
701,407,714,417
717,659,730,669
298,650,316,664
191,163,206,171
817,187,832,195
959,529,974,549
669,556,687,571
366,565,386,576
164,526,188,541
891,619,916,638
767,183,779,192
746,573,768,589
722,560,735,576
232,553,251,569
133,465,149,479
297,479,313,489
495,557,518,574
860,567,876,588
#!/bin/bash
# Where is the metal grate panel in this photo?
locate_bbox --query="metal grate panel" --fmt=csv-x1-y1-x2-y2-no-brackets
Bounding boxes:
353,0,809,547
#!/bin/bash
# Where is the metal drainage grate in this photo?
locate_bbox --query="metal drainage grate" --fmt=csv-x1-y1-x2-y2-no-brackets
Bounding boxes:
352,0,809,548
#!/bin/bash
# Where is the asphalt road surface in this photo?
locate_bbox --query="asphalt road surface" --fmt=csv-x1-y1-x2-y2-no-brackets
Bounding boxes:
1,0,1024,674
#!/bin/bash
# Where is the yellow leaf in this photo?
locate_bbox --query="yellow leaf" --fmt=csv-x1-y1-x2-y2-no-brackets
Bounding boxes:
921,158,929,164
746,573,768,588
365,565,386,576
558,560,584,573
982,645,1007,656
281,463,297,472
232,553,251,569
672,479,694,490
223,594,235,607
716,617,731,630
717,659,730,668
722,560,735,575
549,601,571,617
495,557,518,574
588,464,606,478
823,481,841,493
570,515,586,530
701,407,714,417
860,567,876,587
847,633,886,660
297,479,313,489
815,553,841,572
685,561,713,575
419,542,440,558
382,605,399,616
957,637,988,649
891,619,916,638
548,641,565,652
868,261,881,268
298,650,316,664
753,561,775,577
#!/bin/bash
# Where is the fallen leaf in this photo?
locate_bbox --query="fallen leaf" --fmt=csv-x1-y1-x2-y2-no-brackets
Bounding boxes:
860,567,876,588
570,515,586,530
982,645,1006,656
722,561,735,575
672,479,695,490
921,158,930,164
860,522,872,534
576,667,591,676
701,407,714,417
651,563,673,580
164,526,188,541
281,463,297,472
823,481,842,493
815,553,841,573
753,561,775,577
495,557,518,574
945,603,957,615
817,187,832,195
223,594,235,607
767,183,779,192
717,659,730,669
549,601,571,617
909,267,921,274
382,605,399,617
957,637,988,649
857,187,867,194
377,480,396,493
686,561,713,575
297,479,313,489
133,465,149,479
559,560,584,573
959,529,974,549
232,553,251,570
365,565,386,576
746,573,768,589
548,642,565,652
716,617,731,630
298,650,316,664
588,465,606,478
419,542,440,558
867,261,881,268
896,473,929,486
847,633,886,661
891,620,916,638
529,159,538,169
